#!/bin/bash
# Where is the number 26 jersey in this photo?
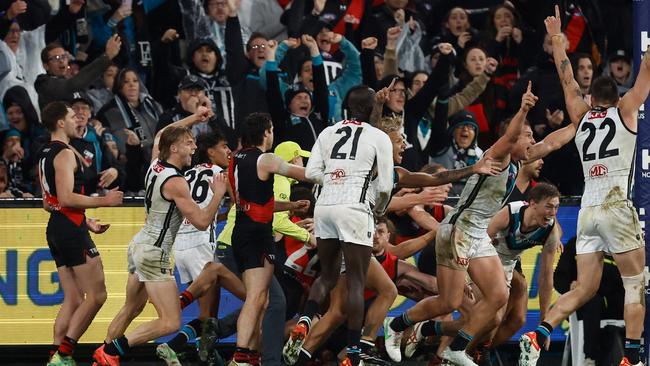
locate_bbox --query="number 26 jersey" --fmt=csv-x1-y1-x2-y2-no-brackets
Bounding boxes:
174,163,222,250
575,106,636,207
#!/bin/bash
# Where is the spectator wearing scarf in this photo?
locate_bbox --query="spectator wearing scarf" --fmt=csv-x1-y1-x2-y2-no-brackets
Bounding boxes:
430,110,483,195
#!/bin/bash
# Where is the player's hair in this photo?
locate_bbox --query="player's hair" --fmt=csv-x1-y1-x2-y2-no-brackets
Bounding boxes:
570,52,594,74
158,126,193,161
528,182,560,203
498,116,531,137
242,113,273,147
375,216,396,236
420,163,446,174
343,86,376,122
195,130,227,164
41,42,64,64
590,76,620,106
41,101,71,132
290,186,316,218
376,116,403,134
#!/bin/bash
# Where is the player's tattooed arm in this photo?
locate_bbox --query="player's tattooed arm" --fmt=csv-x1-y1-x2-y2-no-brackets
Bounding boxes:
545,5,589,126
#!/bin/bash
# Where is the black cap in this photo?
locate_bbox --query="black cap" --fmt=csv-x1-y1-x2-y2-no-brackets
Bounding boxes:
178,74,208,92
69,91,93,107
609,49,631,63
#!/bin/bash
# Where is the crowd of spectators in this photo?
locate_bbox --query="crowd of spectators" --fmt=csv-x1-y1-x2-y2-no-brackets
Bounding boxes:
0,0,636,198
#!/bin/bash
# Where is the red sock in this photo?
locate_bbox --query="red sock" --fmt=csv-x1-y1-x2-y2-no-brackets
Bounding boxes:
249,350,261,365
179,290,194,309
58,336,77,356
49,344,59,358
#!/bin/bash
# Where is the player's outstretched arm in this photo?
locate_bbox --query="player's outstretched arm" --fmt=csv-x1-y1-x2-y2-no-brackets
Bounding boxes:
488,81,537,162
165,173,227,230
545,5,590,126
151,106,213,162
619,46,650,131
386,229,436,260
54,149,123,208
258,153,308,182
526,123,577,162
396,156,500,188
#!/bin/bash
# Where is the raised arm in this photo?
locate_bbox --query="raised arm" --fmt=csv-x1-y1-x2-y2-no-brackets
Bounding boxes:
151,107,212,162
545,5,590,126
487,81,537,162
303,34,329,121
619,47,650,131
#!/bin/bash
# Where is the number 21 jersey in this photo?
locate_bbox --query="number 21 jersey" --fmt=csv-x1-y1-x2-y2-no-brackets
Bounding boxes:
575,106,636,207
306,120,394,213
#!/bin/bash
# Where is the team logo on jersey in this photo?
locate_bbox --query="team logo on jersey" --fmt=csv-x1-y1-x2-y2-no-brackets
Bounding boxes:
589,164,609,177
456,257,469,266
330,169,346,181
588,110,607,119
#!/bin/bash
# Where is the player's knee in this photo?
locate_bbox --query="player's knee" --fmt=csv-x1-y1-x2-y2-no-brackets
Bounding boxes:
490,287,509,309
442,297,462,313
379,281,398,303
622,272,646,307
88,288,108,308
162,317,182,335
512,311,527,330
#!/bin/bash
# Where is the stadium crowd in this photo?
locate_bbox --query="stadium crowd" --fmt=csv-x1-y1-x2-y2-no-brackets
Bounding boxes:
0,0,635,199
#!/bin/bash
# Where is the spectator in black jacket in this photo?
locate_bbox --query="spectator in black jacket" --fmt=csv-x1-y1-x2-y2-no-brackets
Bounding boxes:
96,67,163,161
2,85,46,167
265,34,328,151
361,0,422,54
45,0,87,55
225,0,269,130
379,43,454,171
35,36,121,110
69,92,124,195
1,128,33,196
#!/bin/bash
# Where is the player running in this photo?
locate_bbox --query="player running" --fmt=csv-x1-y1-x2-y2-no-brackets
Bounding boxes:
92,107,226,366
157,131,246,365
519,7,650,366
40,102,123,366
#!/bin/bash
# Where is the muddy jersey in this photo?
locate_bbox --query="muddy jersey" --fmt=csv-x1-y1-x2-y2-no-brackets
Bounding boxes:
575,106,636,207
38,141,87,225
131,160,184,254
494,201,556,261
444,161,520,237
174,163,223,250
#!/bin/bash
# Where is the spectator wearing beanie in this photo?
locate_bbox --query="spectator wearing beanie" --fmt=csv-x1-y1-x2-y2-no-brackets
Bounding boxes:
429,110,483,196
266,35,328,151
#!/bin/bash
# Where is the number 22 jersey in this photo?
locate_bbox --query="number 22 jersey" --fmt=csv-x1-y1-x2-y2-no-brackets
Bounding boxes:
575,106,636,207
